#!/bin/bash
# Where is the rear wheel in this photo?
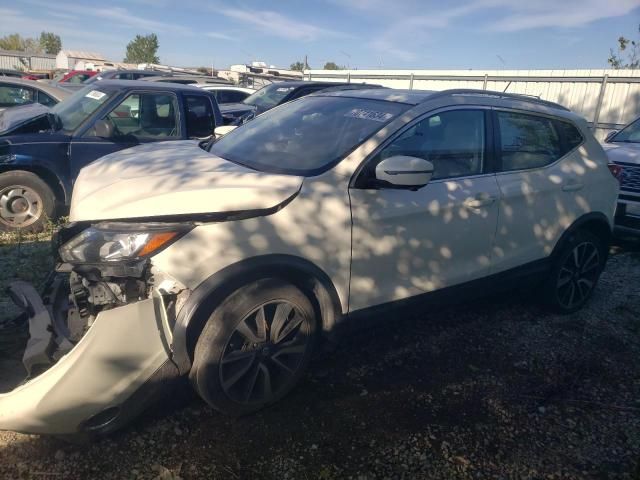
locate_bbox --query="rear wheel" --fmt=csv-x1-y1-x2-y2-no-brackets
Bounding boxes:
191,279,318,416
544,229,606,313
0,171,56,232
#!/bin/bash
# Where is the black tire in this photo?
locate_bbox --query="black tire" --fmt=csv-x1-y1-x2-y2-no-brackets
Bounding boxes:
191,278,318,416
543,229,607,314
0,170,57,232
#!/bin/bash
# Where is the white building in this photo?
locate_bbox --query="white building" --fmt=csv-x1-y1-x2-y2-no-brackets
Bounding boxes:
0,50,56,72
56,50,106,70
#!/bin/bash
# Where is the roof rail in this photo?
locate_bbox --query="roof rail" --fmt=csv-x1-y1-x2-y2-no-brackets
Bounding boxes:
431,88,570,111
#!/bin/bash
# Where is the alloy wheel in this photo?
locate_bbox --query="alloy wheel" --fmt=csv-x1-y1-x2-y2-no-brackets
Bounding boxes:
219,300,311,405
556,241,601,310
0,185,43,228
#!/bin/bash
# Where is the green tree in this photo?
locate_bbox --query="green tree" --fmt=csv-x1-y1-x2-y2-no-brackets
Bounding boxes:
608,24,639,69
323,61,344,70
0,33,42,53
39,32,62,55
290,61,305,71
124,33,160,64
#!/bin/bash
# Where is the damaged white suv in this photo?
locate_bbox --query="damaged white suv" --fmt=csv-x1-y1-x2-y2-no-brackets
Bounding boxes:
0,89,619,436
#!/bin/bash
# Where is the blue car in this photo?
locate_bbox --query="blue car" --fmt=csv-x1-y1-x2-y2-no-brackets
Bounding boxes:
0,80,222,231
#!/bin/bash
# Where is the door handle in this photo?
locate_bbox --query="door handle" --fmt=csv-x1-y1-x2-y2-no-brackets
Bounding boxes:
464,194,497,209
562,181,584,192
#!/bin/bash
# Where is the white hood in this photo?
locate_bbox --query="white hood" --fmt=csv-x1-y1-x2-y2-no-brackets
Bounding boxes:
70,141,303,222
602,142,640,165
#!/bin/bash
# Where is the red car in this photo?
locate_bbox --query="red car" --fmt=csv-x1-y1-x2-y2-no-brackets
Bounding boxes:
56,70,97,84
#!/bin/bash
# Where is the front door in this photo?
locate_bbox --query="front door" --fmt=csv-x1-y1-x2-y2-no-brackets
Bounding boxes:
69,91,180,180
349,108,501,311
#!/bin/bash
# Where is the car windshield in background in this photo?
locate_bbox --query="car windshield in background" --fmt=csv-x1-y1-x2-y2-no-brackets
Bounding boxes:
612,117,640,143
242,83,296,110
50,87,114,132
210,96,410,176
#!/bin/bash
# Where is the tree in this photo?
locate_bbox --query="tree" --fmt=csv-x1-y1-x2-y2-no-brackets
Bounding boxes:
608,24,639,69
323,61,344,70
290,61,305,71
0,33,42,53
39,32,61,55
124,34,160,64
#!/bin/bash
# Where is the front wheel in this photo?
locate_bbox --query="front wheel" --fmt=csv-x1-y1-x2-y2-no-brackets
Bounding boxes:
544,229,607,313
0,171,57,232
191,279,318,416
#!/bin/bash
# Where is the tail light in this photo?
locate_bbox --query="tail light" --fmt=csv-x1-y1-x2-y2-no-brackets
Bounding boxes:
608,163,623,183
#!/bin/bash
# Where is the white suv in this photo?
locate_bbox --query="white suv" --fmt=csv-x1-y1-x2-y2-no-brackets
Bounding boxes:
0,89,619,436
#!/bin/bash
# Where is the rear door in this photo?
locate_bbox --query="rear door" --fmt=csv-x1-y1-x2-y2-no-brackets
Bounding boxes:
69,90,180,178
491,109,587,273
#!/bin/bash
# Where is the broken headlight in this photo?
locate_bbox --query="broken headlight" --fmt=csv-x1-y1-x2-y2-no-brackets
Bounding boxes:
59,222,191,264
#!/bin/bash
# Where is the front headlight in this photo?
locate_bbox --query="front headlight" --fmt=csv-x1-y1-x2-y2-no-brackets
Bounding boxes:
59,222,192,264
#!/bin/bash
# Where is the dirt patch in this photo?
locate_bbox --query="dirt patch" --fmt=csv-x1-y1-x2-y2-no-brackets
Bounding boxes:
0,242,639,479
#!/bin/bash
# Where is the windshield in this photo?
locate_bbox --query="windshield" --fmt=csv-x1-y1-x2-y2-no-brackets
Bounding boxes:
611,117,640,143
242,83,297,111
210,96,410,176
50,86,114,132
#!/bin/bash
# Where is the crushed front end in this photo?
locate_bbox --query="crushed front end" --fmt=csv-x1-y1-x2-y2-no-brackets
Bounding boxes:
0,222,192,435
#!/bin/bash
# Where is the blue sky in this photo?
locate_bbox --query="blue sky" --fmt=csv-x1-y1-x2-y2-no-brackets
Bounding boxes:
1,0,639,69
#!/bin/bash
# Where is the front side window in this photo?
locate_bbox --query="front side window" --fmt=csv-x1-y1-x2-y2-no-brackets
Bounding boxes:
374,109,486,180
185,95,215,138
0,85,34,107
100,92,178,138
210,96,410,176
498,111,561,171
611,117,640,143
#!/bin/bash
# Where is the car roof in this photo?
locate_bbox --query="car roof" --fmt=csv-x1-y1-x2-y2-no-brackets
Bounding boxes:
317,88,574,116
0,77,71,100
87,79,213,93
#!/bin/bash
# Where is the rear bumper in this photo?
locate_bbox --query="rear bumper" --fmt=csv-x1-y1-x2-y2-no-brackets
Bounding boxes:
0,296,178,435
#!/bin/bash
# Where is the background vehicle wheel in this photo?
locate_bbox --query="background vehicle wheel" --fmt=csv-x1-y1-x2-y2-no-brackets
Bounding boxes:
191,278,318,416
544,229,607,314
0,171,56,233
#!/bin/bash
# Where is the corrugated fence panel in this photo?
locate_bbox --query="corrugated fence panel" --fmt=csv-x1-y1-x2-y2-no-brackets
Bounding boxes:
307,68,640,139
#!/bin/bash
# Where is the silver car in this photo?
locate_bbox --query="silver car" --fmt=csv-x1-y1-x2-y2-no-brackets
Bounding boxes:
603,118,640,233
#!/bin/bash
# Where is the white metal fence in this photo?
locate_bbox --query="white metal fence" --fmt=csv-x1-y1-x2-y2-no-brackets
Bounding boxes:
305,69,640,141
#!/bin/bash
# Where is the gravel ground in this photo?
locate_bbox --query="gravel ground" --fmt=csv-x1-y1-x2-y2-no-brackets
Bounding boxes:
0,237,638,479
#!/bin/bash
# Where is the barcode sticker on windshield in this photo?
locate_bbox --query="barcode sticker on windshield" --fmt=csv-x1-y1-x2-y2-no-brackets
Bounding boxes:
345,108,394,122
85,90,106,100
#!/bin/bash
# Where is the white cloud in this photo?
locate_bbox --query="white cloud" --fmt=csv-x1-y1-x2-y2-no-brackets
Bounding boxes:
219,8,345,41
205,32,235,41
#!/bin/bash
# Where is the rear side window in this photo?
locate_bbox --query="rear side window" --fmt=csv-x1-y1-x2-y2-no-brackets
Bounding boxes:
185,95,216,138
554,119,583,153
216,90,249,104
497,111,561,171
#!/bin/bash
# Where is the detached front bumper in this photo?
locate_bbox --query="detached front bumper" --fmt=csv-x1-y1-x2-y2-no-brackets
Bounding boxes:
0,294,178,435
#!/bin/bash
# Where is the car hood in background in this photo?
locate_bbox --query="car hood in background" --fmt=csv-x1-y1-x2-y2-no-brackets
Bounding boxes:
0,103,52,135
219,103,256,116
602,142,640,165
70,140,303,222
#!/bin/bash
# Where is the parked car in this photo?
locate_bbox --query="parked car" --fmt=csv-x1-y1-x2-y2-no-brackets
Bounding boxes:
0,78,70,111
0,80,222,232
142,75,232,85
197,85,255,104
219,81,383,125
56,70,97,84
602,117,640,233
0,88,618,436
0,69,24,78
83,69,168,83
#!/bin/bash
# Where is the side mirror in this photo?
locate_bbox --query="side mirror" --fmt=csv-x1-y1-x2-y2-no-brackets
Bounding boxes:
94,119,114,139
604,130,618,143
375,156,434,188
214,125,237,139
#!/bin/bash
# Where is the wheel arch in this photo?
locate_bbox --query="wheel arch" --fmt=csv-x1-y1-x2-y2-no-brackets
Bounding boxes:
171,254,344,374
0,165,68,205
551,212,612,259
